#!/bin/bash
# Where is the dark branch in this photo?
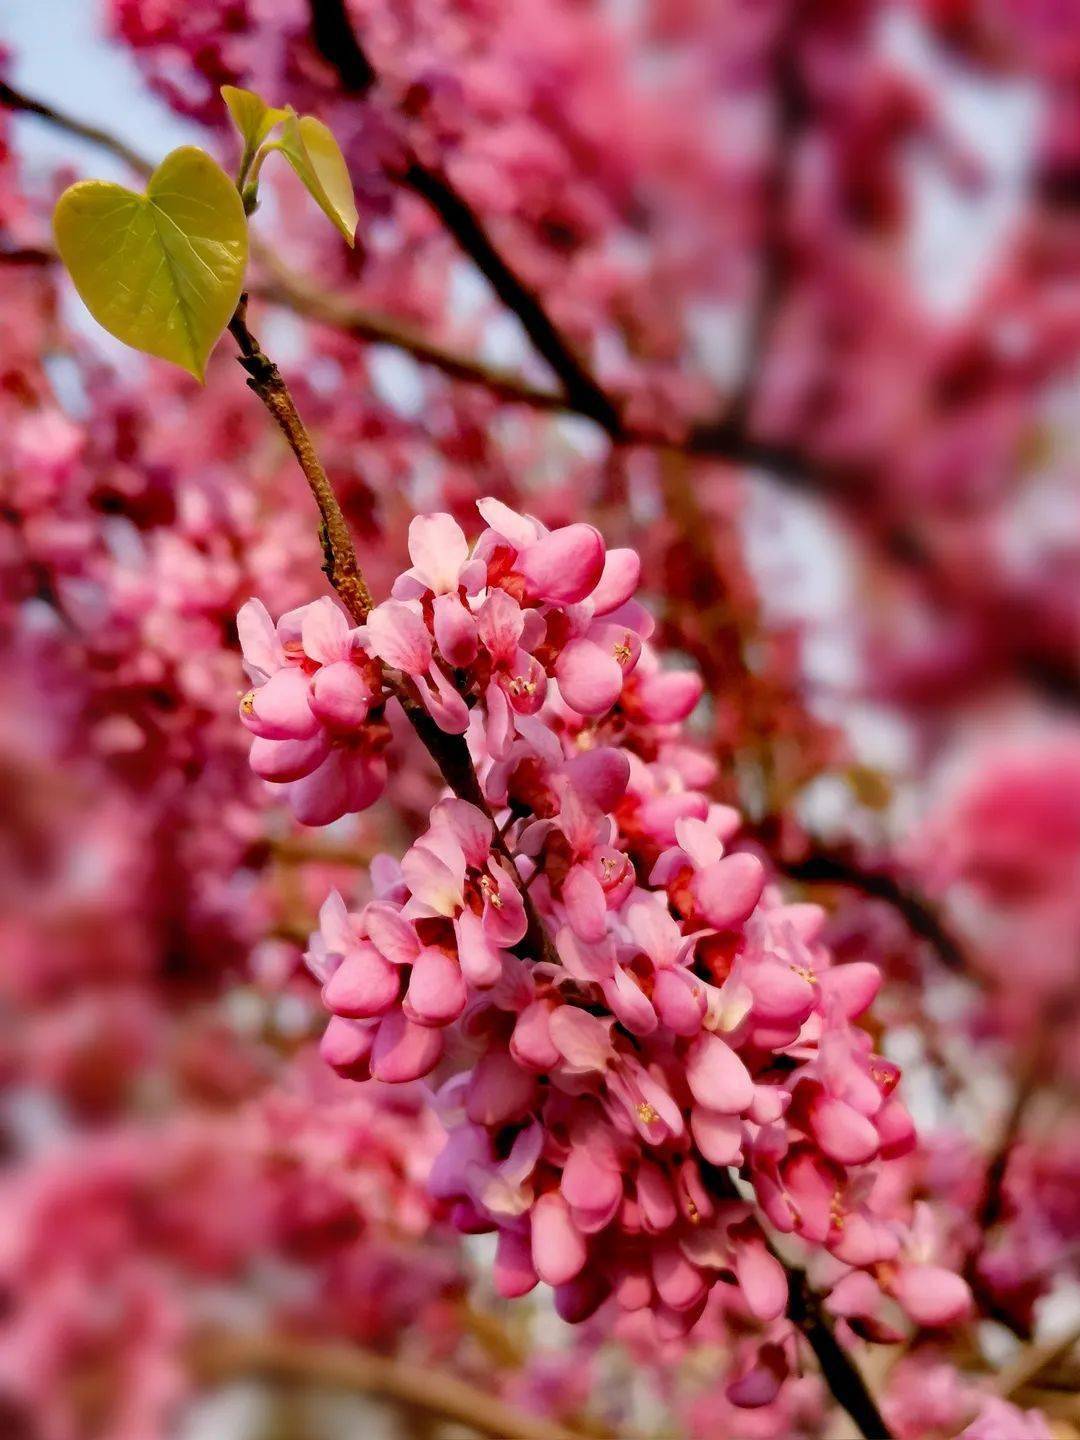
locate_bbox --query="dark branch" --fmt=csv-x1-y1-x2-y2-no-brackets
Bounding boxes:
1,79,152,178
724,3,806,433
249,253,573,414
307,0,377,94
787,1266,895,1439
398,161,624,434
305,0,624,436
0,240,53,266
190,1329,590,1440
780,847,968,974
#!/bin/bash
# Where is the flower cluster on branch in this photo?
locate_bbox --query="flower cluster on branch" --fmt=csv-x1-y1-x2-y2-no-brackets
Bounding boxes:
239,500,969,1381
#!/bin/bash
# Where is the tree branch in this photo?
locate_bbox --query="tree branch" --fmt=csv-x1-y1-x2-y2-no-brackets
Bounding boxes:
305,0,624,436
724,1,806,435
960,1045,1046,1340
307,0,376,94
250,250,572,413
229,296,375,623
397,161,624,433
0,79,152,178
0,83,983,490
779,847,968,974
786,1265,895,1440
972,1061,1037,1236
189,1330,593,1440
712,1168,894,1440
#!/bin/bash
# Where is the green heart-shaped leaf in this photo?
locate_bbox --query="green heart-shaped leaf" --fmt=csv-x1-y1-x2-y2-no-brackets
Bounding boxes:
275,111,358,246
53,146,248,381
221,85,288,151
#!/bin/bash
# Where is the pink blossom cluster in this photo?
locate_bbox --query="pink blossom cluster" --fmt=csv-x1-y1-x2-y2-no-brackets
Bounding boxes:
883,1353,1052,1440
237,499,971,1355
0,1060,458,1440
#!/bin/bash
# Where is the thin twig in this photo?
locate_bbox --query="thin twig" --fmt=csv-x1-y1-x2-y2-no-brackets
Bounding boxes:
0,79,153,178
229,297,375,622
189,1330,591,1440
306,0,624,436
973,1058,1039,1236
780,847,968,974
996,1322,1080,1401
961,1042,1057,1340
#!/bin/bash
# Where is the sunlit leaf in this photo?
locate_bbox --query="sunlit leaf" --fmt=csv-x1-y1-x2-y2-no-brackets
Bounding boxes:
221,85,288,151
275,111,358,246
52,146,248,381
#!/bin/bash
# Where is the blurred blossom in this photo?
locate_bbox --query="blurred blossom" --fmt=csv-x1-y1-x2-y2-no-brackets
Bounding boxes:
0,0,1078,1436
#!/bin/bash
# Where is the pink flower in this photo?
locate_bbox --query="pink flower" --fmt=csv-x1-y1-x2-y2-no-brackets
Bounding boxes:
238,597,386,824
278,503,959,1347
365,600,470,734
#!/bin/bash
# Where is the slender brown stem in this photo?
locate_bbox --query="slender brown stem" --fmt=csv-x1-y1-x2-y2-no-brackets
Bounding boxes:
229,297,375,623
189,1330,591,1440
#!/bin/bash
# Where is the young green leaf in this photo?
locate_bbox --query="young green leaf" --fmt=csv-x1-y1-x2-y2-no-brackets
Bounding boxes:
275,111,358,246
221,85,288,152
52,146,248,382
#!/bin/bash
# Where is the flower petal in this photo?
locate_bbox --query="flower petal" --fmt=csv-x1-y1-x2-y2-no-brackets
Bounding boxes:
409,512,469,593
519,524,605,604
370,1009,445,1082
686,1032,754,1113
